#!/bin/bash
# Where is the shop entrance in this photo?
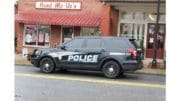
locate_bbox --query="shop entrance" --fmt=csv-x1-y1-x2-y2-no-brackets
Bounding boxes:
146,23,166,59
62,27,74,43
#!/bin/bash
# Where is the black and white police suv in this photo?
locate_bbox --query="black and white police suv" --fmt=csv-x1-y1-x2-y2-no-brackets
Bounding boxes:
28,36,143,78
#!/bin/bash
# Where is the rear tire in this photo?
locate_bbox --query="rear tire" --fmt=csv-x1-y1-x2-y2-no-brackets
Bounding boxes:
102,61,121,79
40,58,55,73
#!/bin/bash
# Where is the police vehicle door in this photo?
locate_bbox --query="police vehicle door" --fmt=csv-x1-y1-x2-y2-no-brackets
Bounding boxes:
57,38,85,68
74,38,105,69
58,38,105,69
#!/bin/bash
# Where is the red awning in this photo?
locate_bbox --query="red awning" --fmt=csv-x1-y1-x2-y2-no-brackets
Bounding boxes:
15,13,101,27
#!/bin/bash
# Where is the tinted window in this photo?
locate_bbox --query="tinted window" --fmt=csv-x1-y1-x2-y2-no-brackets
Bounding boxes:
107,39,133,48
86,39,104,48
65,38,84,48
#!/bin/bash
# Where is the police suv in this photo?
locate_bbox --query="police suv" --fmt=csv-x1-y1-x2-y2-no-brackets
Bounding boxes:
29,36,143,78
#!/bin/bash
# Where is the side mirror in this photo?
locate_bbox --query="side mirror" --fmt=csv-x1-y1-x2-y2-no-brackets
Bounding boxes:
60,45,66,50
54,43,58,48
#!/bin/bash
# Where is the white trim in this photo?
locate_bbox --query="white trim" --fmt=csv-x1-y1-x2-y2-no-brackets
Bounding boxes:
120,20,146,24
109,52,130,56
117,18,120,36
49,52,81,57
36,2,81,10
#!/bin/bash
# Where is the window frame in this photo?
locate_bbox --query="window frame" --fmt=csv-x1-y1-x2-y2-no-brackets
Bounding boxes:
23,24,51,48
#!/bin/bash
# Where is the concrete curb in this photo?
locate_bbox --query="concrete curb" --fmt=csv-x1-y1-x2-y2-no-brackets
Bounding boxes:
133,69,166,76
15,60,31,66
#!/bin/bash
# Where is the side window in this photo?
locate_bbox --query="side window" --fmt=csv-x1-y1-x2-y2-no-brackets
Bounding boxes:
65,38,84,49
107,39,133,49
86,39,104,48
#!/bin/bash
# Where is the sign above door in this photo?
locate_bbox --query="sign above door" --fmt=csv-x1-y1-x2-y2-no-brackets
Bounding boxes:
36,2,81,10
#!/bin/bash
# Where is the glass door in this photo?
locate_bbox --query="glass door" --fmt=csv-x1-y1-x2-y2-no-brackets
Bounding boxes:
146,23,165,59
62,27,74,43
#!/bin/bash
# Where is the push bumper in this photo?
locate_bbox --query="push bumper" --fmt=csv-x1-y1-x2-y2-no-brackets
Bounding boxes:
27,54,40,67
30,58,40,67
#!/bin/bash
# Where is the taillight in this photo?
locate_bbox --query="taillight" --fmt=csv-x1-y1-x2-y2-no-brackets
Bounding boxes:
128,49,137,57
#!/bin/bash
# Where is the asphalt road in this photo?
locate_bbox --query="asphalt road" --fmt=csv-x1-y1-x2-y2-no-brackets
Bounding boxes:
15,65,165,101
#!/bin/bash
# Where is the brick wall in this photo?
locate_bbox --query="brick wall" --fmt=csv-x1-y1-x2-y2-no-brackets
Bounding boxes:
74,27,81,36
110,7,119,36
16,23,24,53
101,4,119,36
15,4,18,36
16,0,104,53
18,0,102,16
101,4,111,36
50,25,61,47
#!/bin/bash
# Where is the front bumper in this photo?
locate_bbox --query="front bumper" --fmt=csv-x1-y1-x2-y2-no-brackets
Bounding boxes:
30,58,40,67
27,54,40,67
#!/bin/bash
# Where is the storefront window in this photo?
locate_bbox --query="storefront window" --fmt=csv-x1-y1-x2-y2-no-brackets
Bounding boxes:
121,12,145,20
80,27,100,36
120,23,133,38
134,12,145,20
157,25,165,49
62,27,74,43
133,24,144,42
120,23,144,46
121,12,133,20
23,25,50,47
120,11,147,46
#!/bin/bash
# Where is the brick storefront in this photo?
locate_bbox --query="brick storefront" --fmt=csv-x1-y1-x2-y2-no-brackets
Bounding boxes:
16,0,117,53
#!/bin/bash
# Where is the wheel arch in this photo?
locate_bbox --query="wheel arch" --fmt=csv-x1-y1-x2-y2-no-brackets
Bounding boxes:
38,56,57,67
100,57,123,71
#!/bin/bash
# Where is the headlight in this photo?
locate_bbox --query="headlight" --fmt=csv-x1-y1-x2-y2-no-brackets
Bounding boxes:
35,50,39,54
34,49,41,55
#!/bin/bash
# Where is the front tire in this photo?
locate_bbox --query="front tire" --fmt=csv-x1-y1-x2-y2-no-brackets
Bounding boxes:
102,61,121,79
40,58,55,73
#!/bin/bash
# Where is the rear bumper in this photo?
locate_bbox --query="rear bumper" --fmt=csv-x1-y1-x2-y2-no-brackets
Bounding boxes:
122,60,143,71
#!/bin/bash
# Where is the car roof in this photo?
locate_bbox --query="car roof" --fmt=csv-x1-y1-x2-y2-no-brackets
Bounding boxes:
72,36,134,48
74,36,129,40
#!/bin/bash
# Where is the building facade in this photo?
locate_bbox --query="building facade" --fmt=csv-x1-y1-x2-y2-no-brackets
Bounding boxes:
15,0,166,60
100,0,166,59
15,0,105,53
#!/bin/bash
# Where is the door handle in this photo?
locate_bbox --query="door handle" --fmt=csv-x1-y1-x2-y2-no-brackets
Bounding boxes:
101,48,106,52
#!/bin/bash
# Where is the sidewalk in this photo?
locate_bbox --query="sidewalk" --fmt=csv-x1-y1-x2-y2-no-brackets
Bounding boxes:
15,54,166,76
